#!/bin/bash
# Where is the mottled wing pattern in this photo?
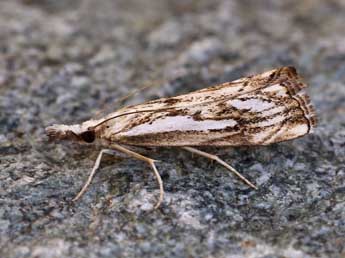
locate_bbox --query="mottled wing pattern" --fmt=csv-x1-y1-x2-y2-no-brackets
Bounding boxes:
97,67,316,146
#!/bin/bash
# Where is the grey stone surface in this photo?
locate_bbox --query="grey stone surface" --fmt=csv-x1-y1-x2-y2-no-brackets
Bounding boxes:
0,0,344,257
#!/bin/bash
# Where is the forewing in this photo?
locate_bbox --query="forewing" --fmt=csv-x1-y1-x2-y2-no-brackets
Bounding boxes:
100,67,316,146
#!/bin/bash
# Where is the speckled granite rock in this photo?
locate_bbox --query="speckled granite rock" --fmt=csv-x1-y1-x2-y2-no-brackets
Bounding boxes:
1,1,344,258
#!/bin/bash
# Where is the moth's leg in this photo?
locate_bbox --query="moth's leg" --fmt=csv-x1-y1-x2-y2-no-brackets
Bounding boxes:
182,147,257,189
109,143,164,209
72,145,164,209
72,149,118,202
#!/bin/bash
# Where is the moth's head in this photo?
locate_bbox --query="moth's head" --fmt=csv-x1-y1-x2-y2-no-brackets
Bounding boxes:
45,124,96,143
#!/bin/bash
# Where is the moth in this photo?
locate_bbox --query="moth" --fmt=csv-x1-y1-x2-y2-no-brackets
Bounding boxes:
46,66,317,209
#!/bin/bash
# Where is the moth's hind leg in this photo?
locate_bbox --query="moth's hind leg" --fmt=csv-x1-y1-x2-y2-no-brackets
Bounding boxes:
182,147,257,190
72,145,164,209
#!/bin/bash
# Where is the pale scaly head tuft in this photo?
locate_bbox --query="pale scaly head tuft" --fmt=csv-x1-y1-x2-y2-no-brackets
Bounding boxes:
45,124,96,143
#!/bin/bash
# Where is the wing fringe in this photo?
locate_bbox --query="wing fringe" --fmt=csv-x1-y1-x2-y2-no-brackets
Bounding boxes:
272,67,317,130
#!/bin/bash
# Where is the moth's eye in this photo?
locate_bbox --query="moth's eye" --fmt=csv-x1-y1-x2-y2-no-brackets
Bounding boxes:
79,130,95,143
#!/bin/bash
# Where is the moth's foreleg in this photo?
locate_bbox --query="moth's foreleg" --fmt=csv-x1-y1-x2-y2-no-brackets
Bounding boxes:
73,145,164,209
72,149,119,202
182,147,257,190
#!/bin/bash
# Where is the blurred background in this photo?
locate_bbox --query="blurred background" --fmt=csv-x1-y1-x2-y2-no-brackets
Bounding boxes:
0,1,344,258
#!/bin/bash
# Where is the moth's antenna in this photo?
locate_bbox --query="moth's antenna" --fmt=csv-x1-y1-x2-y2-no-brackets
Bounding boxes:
92,107,175,130
115,83,160,106
94,78,164,119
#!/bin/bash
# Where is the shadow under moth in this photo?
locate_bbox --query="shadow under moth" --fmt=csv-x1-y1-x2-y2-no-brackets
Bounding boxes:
46,66,317,209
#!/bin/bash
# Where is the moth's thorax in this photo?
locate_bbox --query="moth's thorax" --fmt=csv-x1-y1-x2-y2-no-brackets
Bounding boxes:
96,114,133,140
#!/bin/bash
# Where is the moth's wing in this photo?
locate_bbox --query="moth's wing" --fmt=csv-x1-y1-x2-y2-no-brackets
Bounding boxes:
107,67,276,114
102,67,317,146
90,68,261,130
